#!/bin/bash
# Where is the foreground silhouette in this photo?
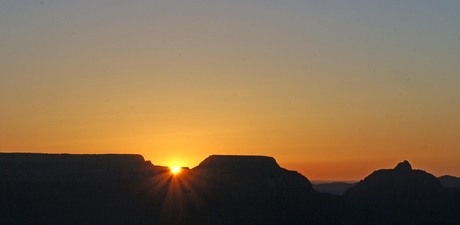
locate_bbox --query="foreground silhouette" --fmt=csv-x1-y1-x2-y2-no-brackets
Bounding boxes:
313,182,356,196
1,153,459,225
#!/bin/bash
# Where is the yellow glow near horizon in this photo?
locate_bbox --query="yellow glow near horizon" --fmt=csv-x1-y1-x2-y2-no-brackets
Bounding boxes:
170,166,181,175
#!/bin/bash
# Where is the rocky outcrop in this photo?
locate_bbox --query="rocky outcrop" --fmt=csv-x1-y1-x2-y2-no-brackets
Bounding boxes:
344,160,442,199
193,155,312,191
394,160,412,171
343,161,450,225
439,175,460,188
0,153,170,225
185,155,343,225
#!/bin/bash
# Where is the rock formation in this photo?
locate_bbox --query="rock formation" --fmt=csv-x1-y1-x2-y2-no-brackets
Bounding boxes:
1,154,459,225
344,160,450,225
345,160,442,199
439,175,460,188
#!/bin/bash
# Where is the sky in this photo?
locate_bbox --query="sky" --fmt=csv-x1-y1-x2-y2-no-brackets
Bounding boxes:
1,0,460,180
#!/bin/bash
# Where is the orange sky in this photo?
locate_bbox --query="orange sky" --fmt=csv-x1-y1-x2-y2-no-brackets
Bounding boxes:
1,0,460,180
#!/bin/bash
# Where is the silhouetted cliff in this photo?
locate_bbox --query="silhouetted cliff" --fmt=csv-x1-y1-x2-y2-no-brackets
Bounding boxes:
0,153,169,225
0,153,350,225
344,160,458,225
184,155,327,225
1,154,459,225
345,160,442,199
194,155,312,191
0,153,160,182
152,155,349,225
439,175,460,188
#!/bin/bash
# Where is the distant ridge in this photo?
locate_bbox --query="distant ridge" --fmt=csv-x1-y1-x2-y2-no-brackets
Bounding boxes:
343,160,454,225
345,160,442,198
313,182,356,196
439,175,460,188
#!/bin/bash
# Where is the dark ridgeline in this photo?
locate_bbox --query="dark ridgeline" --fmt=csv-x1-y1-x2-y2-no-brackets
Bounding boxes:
181,155,348,225
439,175,460,188
344,160,460,225
0,153,459,225
0,153,167,225
313,182,356,196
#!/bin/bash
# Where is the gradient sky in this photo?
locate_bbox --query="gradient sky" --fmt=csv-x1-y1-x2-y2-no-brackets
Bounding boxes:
1,0,460,180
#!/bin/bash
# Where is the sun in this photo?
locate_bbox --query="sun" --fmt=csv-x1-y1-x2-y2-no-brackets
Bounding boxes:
170,166,181,175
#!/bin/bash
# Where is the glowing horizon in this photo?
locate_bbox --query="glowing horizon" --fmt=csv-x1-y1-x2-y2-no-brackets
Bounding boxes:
170,166,182,175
